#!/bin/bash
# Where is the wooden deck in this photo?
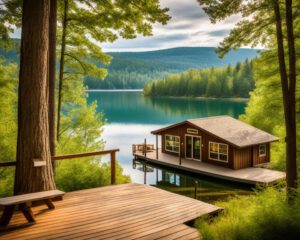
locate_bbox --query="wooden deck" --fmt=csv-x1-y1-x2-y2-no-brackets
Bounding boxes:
134,150,286,185
0,183,220,239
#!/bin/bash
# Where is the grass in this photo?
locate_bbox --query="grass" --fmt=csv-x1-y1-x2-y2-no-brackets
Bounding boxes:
196,186,300,240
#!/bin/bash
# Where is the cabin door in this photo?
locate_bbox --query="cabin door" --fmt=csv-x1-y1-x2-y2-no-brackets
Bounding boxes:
185,135,201,161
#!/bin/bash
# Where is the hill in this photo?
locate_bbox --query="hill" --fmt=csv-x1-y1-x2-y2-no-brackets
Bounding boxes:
87,47,259,89
0,43,259,89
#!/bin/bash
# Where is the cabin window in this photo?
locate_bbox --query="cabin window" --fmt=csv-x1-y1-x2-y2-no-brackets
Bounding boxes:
259,144,266,157
165,135,180,153
209,142,228,162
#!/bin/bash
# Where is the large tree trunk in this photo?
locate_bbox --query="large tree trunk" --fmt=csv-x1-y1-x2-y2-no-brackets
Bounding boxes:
14,0,56,194
285,0,297,191
57,0,68,141
273,0,297,198
49,0,57,167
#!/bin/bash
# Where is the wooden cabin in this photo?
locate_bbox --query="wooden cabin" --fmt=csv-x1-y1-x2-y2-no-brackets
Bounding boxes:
151,116,279,170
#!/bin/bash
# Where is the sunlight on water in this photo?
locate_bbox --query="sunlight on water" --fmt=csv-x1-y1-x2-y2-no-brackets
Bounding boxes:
102,123,163,184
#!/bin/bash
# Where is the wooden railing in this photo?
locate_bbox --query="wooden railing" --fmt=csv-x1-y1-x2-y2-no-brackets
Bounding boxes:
0,149,119,185
132,144,155,156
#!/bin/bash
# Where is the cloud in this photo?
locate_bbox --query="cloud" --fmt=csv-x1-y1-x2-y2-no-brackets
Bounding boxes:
209,29,230,37
9,0,241,51
103,0,240,52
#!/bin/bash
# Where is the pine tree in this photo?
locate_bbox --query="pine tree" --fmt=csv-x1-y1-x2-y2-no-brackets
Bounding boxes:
15,0,56,194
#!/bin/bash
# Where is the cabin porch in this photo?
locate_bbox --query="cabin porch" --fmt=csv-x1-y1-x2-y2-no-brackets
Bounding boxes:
0,183,221,239
133,148,286,185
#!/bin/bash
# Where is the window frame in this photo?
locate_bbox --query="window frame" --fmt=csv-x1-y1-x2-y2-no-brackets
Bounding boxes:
258,144,266,157
208,141,229,163
165,134,180,153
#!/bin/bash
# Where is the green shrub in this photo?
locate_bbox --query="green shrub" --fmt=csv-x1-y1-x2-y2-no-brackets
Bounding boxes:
196,187,300,240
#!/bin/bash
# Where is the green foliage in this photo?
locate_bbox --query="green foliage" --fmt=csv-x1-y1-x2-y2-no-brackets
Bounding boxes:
57,0,171,88
143,60,254,98
55,158,130,192
0,59,18,197
240,50,300,171
196,187,300,240
0,57,131,196
0,59,17,161
55,75,131,191
0,0,21,49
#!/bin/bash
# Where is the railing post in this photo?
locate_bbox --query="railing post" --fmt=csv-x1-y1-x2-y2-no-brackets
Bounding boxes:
179,144,182,165
143,164,147,184
144,138,147,157
156,135,158,159
194,180,198,199
111,151,116,185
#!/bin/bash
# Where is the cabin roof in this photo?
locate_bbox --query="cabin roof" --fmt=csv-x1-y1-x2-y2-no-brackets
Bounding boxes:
151,116,279,148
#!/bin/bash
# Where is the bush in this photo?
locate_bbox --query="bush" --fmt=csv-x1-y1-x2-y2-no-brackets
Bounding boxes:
196,187,300,240
55,158,130,192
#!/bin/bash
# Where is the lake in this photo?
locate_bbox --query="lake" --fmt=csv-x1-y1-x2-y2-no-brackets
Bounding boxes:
87,90,252,203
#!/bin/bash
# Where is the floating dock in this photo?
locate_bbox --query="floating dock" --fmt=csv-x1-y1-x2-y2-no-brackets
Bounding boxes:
134,149,286,185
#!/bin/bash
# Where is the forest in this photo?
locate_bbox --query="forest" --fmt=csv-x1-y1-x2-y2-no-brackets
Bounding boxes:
85,47,258,89
143,60,254,98
1,44,258,89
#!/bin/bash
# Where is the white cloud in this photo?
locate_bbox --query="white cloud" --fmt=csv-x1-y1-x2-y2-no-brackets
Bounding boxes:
102,0,241,52
9,0,242,52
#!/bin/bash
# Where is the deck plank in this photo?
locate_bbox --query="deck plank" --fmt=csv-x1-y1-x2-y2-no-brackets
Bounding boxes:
138,224,200,240
134,150,285,185
0,184,219,239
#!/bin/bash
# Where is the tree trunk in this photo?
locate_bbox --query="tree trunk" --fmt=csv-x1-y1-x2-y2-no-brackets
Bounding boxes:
285,0,297,191
14,0,56,194
49,0,57,163
273,0,297,198
57,0,68,141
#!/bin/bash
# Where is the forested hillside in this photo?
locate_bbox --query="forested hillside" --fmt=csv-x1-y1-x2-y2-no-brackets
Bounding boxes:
86,47,258,89
0,44,258,89
144,60,254,98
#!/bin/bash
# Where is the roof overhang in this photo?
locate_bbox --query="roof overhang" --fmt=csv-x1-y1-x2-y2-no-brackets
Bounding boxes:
151,119,279,149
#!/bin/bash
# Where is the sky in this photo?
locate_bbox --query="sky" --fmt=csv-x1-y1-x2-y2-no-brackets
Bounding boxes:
102,0,241,52
10,0,241,52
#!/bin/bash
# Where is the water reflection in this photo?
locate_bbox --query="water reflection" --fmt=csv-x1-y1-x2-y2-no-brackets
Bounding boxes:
133,159,252,203
87,91,247,124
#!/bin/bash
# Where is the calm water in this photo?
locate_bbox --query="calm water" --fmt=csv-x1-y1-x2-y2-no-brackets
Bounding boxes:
87,90,251,202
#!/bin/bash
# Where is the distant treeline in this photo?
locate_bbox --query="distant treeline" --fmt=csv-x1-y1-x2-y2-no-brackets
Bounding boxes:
84,48,258,89
143,60,254,98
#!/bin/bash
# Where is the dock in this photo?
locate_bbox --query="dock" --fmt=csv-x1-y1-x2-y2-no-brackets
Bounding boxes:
134,149,286,185
0,183,220,239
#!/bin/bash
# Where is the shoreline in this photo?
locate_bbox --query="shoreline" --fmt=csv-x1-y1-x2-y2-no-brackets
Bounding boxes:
86,89,249,102
144,95,249,102
86,89,143,92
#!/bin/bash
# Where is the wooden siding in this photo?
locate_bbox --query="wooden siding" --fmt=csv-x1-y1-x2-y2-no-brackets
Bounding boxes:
233,147,251,170
160,123,234,169
252,143,270,166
